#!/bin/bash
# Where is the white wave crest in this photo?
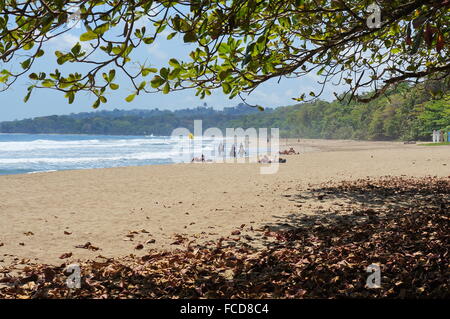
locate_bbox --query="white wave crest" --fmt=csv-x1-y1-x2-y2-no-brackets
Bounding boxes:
0,138,173,152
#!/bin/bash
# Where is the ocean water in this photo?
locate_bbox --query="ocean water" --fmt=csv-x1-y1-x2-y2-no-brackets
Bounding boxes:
0,134,214,175
0,133,271,175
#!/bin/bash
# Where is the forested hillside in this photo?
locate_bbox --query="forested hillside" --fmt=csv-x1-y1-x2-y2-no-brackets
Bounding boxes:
230,83,450,140
0,104,266,136
1,84,449,140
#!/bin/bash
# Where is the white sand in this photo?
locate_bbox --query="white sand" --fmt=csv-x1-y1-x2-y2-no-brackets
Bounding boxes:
0,139,448,265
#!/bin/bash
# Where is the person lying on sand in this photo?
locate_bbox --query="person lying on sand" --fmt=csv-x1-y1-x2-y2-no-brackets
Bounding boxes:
258,155,287,164
258,155,271,163
191,154,206,162
279,147,299,155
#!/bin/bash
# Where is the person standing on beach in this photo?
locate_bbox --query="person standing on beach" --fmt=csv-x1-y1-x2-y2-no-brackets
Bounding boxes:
218,141,224,156
238,143,245,157
244,137,250,158
230,144,236,158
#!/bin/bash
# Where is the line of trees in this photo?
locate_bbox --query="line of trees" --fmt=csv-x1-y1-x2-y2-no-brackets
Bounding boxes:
1,84,449,140
230,83,450,140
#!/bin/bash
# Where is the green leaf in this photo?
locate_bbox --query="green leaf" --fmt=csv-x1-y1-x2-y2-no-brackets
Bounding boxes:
65,91,75,104
94,23,110,35
160,68,169,80
80,30,98,42
169,58,180,67
23,42,34,51
222,82,231,94
183,31,197,43
57,55,71,65
109,83,119,90
21,58,31,70
23,89,32,103
112,46,122,55
163,82,170,94
219,69,232,81
36,49,45,58
71,43,82,55
143,37,154,45
92,99,101,109
109,69,116,81
125,93,136,102
150,76,165,88
167,32,177,40
42,80,54,88
142,68,157,76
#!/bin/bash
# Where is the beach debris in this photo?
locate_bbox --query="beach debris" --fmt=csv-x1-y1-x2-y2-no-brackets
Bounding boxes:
64,231,72,235
0,243,4,247
59,252,72,259
134,244,144,250
171,234,188,245
145,239,156,244
19,243,25,246
75,242,99,251
231,230,241,236
23,232,34,236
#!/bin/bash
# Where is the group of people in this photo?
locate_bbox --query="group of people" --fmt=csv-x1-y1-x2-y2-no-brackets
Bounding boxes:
191,141,297,164
219,142,247,158
191,141,247,163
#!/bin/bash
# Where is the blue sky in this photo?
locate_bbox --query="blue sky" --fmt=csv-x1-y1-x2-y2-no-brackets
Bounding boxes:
0,19,342,122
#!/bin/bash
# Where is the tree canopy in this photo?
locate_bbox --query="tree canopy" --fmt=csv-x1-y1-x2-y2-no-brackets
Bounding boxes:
0,0,449,108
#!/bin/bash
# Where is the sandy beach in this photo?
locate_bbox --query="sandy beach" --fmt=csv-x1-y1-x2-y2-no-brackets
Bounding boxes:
0,139,449,266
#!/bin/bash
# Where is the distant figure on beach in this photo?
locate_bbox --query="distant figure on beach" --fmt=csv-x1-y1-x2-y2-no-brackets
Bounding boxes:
279,147,299,155
245,138,250,157
238,143,245,157
191,154,206,162
258,155,271,163
258,155,287,164
218,142,224,156
230,144,237,158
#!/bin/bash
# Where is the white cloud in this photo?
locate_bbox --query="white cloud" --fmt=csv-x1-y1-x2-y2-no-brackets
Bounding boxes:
47,32,90,51
146,42,168,61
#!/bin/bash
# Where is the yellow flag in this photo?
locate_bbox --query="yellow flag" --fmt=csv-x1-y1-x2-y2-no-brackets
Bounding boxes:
188,133,194,140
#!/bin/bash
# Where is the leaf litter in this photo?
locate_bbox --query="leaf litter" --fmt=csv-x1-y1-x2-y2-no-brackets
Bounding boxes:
0,176,448,299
